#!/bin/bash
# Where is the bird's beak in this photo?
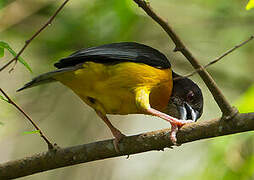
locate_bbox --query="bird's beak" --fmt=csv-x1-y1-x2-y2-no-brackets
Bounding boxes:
177,102,199,121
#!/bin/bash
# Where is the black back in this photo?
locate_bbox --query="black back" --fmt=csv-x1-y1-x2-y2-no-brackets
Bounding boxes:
54,42,171,69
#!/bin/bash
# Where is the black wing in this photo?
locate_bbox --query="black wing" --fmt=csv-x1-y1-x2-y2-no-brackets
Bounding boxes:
54,42,171,69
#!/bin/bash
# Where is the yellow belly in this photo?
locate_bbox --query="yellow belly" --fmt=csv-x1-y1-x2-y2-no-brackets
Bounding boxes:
54,62,172,115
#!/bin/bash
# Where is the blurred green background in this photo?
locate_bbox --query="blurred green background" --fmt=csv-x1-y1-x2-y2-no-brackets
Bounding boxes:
0,0,254,179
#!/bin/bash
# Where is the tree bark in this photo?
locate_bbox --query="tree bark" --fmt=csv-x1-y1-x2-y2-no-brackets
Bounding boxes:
1,113,254,179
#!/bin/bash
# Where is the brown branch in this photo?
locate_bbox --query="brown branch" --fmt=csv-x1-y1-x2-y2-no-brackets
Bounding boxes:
0,0,70,72
174,35,254,80
133,0,238,118
0,113,254,179
0,88,54,149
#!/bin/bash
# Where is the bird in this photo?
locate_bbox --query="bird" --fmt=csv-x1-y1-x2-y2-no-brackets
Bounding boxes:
18,42,203,151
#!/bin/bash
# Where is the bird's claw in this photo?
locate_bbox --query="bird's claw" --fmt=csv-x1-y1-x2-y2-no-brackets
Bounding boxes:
170,124,178,145
112,129,126,153
170,119,194,145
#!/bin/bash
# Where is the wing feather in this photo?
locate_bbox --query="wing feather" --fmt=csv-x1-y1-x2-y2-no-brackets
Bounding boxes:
54,42,171,69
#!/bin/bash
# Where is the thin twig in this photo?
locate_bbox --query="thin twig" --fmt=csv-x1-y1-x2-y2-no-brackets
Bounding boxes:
133,0,237,118
0,0,70,72
0,88,54,149
174,35,254,80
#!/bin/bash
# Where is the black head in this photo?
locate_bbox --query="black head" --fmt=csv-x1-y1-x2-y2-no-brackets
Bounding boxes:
165,73,203,121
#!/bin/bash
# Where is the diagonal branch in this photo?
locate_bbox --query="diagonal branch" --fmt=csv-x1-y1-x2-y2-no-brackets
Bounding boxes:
0,0,70,72
0,113,254,179
0,88,54,149
174,35,254,80
133,0,238,118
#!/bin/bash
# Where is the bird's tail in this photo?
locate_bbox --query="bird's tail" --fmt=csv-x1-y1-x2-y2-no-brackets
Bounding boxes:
17,66,83,92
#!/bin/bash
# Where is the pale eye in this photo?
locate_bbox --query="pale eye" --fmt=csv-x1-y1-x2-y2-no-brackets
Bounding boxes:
186,91,195,102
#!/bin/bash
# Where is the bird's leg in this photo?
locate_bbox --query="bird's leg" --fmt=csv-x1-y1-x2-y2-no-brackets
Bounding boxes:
96,111,125,152
145,108,193,126
145,107,192,145
135,88,192,145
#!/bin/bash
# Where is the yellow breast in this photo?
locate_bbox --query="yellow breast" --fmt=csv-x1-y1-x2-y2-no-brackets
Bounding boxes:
54,62,172,114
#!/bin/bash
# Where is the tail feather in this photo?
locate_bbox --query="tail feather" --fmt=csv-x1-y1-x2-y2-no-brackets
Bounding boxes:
17,65,83,92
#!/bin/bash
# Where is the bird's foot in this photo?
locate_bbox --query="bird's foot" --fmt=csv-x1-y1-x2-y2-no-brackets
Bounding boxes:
170,124,178,145
170,120,194,145
172,119,194,127
112,128,126,153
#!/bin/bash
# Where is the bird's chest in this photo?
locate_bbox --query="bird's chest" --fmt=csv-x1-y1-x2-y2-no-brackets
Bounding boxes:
149,81,172,112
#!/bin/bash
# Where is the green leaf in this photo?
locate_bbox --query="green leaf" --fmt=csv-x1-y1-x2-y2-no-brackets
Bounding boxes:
246,0,254,10
0,95,9,103
235,85,254,113
0,47,4,58
0,41,9,49
0,41,32,72
23,130,40,134
0,121,4,126
15,55,33,73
